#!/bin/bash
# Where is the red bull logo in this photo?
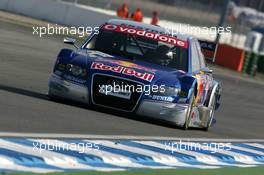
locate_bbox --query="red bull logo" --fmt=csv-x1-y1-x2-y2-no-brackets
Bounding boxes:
91,62,154,82
103,60,156,73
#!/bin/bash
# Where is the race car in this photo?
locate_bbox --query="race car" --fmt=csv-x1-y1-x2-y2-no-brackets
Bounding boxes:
48,19,222,130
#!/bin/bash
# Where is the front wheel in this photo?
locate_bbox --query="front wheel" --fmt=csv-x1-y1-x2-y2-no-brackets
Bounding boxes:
47,88,57,101
183,92,195,130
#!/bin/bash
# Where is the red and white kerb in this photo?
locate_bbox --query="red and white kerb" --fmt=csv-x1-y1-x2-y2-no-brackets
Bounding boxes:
102,24,188,48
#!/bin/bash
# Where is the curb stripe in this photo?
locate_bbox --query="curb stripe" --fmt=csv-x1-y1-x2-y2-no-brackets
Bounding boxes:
34,139,124,170
0,138,263,172
63,140,151,169
88,140,210,168
156,141,243,165
237,143,264,152
116,140,205,165
0,139,101,170
83,140,168,167
105,140,224,168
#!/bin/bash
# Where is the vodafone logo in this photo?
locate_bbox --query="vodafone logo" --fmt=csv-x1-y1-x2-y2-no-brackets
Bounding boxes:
103,24,118,30
102,24,188,48
91,62,154,82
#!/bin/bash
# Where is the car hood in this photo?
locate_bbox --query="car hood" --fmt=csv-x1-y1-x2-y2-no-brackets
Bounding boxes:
67,49,187,86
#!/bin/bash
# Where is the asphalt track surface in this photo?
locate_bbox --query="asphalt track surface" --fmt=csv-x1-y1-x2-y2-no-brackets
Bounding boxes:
0,20,264,139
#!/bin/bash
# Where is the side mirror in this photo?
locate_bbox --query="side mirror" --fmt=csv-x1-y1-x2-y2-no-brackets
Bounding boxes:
201,67,213,74
63,37,78,48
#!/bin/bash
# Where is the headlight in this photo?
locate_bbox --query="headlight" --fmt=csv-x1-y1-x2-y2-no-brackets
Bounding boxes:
55,63,86,77
57,63,66,71
55,63,87,77
65,64,87,77
178,90,188,98
162,86,181,96
152,86,180,96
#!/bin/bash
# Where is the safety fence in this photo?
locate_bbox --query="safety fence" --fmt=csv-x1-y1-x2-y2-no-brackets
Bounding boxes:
242,52,264,75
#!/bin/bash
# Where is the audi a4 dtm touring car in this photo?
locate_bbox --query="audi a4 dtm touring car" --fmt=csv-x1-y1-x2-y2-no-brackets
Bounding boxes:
48,19,222,130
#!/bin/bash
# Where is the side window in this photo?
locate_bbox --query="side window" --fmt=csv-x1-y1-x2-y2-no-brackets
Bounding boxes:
191,42,201,72
195,40,206,68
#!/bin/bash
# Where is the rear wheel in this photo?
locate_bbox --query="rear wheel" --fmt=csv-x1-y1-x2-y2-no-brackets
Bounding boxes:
183,92,195,130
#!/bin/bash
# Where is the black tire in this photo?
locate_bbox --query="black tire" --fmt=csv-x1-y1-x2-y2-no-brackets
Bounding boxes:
183,92,195,130
47,89,57,101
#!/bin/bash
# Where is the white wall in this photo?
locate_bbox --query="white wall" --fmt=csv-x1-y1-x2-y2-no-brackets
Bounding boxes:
0,0,116,27
0,0,9,9
0,0,245,48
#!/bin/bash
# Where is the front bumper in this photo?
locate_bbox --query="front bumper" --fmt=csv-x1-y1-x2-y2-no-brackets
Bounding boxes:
137,100,188,126
48,74,89,104
48,74,205,127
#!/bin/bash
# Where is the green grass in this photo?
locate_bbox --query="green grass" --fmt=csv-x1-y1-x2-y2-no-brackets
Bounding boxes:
4,166,264,175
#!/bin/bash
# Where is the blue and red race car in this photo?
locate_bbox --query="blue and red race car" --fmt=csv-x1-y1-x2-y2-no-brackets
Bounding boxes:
48,19,222,130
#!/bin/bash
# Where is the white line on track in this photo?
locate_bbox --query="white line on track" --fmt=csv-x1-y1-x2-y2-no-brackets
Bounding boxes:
0,132,263,142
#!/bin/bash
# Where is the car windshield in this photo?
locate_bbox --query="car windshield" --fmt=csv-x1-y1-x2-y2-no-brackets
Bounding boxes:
85,24,189,72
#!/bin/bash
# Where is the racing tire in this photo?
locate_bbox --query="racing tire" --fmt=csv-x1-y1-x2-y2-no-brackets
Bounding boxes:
47,89,56,101
183,92,195,130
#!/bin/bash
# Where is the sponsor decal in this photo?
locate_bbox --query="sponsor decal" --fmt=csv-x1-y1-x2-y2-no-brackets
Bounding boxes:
198,40,217,60
102,24,188,48
85,50,114,58
194,74,208,104
198,40,216,51
91,62,154,82
103,60,156,73
152,95,174,102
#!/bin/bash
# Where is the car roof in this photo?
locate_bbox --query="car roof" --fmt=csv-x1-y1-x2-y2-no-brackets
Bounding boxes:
107,19,191,42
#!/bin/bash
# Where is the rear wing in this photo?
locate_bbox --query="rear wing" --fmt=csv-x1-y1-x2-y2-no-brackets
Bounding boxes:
198,40,218,62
